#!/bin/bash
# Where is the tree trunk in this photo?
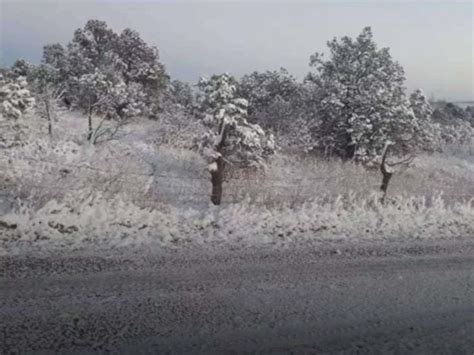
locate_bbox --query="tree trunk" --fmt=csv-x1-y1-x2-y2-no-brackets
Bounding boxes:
210,156,225,205
209,117,229,206
344,132,356,159
380,143,393,203
380,171,393,202
63,96,71,109
45,99,52,136
87,104,93,142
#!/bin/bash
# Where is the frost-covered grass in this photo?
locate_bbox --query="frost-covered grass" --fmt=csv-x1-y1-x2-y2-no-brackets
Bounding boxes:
2,134,472,211
1,192,473,256
1,112,473,254
223,149,474,207
0,113,206,210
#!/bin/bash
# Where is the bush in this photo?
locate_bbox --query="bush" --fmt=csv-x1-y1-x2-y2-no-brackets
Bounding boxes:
0,75,35,120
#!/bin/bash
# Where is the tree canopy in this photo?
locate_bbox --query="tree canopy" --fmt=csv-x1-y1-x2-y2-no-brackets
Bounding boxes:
306,27,433,161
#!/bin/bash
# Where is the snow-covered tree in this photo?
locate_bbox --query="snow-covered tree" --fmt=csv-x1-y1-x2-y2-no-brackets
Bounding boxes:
0,73,36,148
42,44,70,88
0,74,35,119
31,63,60,90
68,19,118,75
239,68,305,132
238,68,316,152
410,89,433,122
116,28,168,115
43,44,68,72
279,114,315,153
306,27,422,161
169,80,194,111
198,73,275,205
465,106,474,124
71,70,111,141
41,19,168,120
70,68,145,143
10,59,34,79
409,89,441,152
30,64,65,136
240,68,298,111
432,102,474,145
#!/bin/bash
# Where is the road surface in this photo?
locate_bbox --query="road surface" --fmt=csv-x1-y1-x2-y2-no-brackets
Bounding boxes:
1,241,473,354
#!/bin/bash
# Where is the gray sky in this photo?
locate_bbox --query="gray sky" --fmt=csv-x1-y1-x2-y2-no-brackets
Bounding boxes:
1,0,472,101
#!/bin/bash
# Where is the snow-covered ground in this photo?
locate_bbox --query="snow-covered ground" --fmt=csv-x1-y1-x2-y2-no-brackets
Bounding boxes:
1,112,473,256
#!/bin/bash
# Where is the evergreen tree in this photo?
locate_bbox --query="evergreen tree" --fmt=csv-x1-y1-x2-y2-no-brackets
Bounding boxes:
306,27,418,161
198,73,275,205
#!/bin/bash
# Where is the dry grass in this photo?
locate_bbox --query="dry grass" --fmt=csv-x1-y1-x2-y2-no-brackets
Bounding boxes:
222,150,474,207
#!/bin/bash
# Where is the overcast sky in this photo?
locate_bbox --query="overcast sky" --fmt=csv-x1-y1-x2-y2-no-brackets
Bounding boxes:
1,0,472,101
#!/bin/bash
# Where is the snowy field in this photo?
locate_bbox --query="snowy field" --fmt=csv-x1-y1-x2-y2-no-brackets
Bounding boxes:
1,112,473,256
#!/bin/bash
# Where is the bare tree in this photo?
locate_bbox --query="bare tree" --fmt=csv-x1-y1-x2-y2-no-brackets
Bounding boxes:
89,113,127,145
380,141,414,203
36,86,64,137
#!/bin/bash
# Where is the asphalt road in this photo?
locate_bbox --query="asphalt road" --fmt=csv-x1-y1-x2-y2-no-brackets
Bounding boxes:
1,243,473,354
